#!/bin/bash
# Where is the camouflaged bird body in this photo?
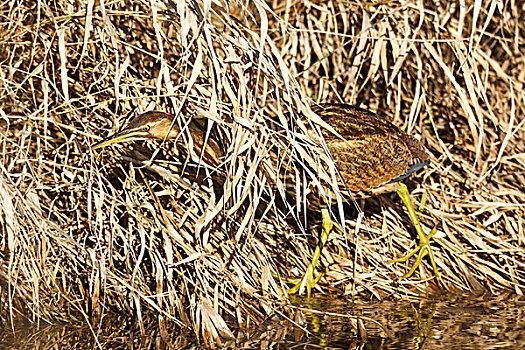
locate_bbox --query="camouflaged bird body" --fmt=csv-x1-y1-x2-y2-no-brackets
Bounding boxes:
310,104,429,196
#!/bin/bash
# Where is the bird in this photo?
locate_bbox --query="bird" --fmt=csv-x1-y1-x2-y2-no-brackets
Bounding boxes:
92,104,438,296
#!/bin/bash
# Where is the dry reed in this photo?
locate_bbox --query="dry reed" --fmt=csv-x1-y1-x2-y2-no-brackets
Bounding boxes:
0,0,524,346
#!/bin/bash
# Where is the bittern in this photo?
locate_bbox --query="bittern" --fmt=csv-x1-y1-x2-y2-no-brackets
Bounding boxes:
92,104,438,296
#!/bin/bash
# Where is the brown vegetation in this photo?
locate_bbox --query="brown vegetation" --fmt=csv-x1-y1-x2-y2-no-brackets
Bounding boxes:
0,0,524,345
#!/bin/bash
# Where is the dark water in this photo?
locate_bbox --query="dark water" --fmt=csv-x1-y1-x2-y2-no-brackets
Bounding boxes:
2,293,523,349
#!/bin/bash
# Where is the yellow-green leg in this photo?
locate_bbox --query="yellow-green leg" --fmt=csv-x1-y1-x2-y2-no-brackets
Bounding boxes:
283,208,333,297
390,183,440,282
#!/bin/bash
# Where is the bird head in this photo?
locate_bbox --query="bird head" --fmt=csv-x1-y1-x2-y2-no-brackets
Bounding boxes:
92,111,178,150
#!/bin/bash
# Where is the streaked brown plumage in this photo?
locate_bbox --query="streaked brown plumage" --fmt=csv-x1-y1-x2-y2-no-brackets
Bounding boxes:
310,104,429,195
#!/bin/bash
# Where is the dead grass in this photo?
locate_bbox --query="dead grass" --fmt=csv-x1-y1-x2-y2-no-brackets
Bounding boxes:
0,0,524,346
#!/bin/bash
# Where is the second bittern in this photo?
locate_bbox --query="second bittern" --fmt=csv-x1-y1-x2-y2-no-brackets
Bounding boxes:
92,104,439,296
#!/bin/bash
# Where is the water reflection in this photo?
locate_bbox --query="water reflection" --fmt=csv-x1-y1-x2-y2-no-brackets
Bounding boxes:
1,292,523,349
268,292,525,350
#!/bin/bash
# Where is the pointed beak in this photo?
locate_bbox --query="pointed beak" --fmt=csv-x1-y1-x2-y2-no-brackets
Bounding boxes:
92,128,149,150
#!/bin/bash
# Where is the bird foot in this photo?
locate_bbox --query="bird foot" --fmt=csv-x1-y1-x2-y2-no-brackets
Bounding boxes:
390,227,438,280
281,266,327,298
391,183,440,282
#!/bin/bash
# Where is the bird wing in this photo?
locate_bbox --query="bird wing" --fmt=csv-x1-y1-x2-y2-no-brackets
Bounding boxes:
327,134,412,192
310,103,424,192
312,103,401,143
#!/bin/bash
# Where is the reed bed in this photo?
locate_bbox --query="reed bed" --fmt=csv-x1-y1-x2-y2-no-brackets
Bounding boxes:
0,0,524,345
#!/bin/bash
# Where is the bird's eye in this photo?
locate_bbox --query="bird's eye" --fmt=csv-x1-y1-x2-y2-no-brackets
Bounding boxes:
143,125,150,132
